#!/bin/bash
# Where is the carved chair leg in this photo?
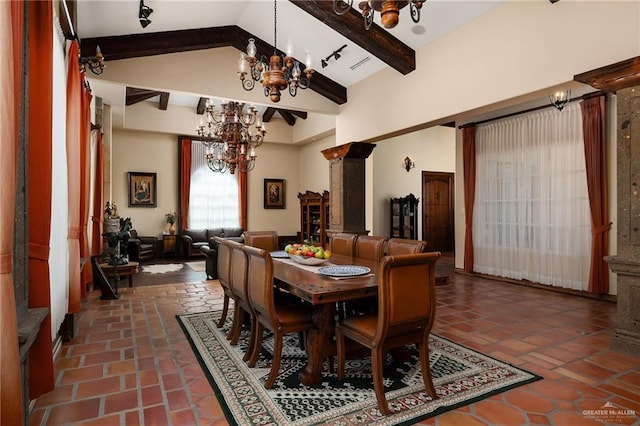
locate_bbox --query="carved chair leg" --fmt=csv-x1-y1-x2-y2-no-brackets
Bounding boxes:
265,332,283,389
217,294,229,328
372,347,390,415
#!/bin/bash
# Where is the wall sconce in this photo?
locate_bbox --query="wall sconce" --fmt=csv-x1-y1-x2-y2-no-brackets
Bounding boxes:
139,0,153,28
550,90,571,111
79,45,105,75
403,156,415,172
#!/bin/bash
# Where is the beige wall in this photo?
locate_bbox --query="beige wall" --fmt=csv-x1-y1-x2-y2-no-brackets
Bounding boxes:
337,1,639,144
111,129,179,238
371,126,456,237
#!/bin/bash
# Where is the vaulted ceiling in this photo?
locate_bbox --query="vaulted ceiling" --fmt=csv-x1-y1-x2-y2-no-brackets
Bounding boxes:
73,0,503,123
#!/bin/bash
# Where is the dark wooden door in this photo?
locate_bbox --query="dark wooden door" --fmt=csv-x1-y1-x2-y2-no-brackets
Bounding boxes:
422,172,454,252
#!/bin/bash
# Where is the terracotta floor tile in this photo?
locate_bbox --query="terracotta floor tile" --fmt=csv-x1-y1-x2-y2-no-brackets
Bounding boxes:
28,262,640,426
103,389,139,414
45,398,101,425
75,376,122,399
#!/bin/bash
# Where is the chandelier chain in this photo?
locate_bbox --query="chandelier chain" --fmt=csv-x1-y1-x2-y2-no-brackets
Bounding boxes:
273,0,277,54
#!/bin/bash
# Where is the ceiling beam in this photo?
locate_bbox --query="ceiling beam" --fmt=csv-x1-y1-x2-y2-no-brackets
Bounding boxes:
80,26,347,105
159,92,169,110
263,107,277,122
197,97,208,115
126,87,169,110
277,109,296,126
289,0,415,75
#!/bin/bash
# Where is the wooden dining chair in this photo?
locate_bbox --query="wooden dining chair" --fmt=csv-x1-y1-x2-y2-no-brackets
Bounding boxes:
242,244,315,388
243,231,279,252
336,252,441,415
212,236,233,329
354,235,388,261
226,240,256,361
345,235,389,317
329,232,358,256
386,238,428,255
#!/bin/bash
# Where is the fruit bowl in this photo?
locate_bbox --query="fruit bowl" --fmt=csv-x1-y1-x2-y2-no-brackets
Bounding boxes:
288,253,329,266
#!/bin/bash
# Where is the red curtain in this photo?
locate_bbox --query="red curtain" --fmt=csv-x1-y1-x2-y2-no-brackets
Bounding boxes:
27,0,55,398
239,171,247,230
79,76,93,292
180,138,192,230
1,1,24,423
91,131,105,256
581,95,610,294
66,40,83,313
462,125,476,273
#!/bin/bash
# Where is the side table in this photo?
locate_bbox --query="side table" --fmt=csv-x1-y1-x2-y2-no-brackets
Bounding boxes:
163,234,177,257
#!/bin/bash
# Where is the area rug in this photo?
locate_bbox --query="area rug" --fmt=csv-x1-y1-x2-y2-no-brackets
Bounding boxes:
141,263,183,274
177,310,541,426
186,261,206,272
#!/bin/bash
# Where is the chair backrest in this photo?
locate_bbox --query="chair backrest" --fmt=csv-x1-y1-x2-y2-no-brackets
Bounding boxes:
376,252,441,342
329,233,358,256
355,235,388,261
243,244,277,327
244,231,278,252
213,236,232,293
386,238,428,256
227,240,250,310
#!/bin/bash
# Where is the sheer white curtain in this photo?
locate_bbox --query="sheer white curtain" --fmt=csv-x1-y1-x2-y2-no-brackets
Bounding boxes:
473,103,592,290
188,142,240,228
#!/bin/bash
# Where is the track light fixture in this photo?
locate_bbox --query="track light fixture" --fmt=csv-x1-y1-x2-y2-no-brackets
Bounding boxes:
321,44,347,69
139,0,153,28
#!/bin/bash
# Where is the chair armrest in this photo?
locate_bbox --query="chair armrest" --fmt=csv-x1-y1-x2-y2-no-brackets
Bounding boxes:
139,236,157,244
182,235,193,244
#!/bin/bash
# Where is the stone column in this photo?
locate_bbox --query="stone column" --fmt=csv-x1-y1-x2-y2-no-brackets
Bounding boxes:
605,85,640,355
321,142,376,235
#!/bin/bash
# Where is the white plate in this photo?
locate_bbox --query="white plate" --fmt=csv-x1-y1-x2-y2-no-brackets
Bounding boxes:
270,250,289,258
317,265,371,277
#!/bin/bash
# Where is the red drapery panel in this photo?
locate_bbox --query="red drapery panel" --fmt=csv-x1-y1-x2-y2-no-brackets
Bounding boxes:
1,1,24,423
66,40,82,313
79,76,93,291
581,95,610,294
239,171,247,230
180,138,192,231
91,131,104,256
27,0,55,398
462,125,476,273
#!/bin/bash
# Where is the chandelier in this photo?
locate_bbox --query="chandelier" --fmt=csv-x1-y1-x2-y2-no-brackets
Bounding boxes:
238,0,314,103
333,0,425,30
196,100,266,174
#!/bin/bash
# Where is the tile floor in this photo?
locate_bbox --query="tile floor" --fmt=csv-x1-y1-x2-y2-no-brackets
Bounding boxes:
29,260,640,425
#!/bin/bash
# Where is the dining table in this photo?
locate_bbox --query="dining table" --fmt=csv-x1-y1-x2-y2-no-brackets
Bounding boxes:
272,253,379,386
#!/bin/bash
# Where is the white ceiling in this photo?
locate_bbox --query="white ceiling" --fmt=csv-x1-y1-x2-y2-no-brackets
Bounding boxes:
76,0,503,89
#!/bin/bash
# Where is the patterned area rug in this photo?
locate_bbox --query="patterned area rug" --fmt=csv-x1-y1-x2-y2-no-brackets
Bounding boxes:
177,311,541,426
141,263,183,274
186,261,206,272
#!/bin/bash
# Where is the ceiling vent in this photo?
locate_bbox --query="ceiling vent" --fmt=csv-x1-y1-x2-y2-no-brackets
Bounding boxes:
350,56,371,71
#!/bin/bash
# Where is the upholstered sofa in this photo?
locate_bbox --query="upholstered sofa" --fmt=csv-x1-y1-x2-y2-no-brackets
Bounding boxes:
127,229,157,261
198,229,245,279
181,227,243,258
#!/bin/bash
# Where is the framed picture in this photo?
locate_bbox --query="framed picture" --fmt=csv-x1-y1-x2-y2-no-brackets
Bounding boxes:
264,178,285,209
128,172,157,207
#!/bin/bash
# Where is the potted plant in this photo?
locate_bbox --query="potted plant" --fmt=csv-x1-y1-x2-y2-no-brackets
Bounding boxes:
165,211,177,235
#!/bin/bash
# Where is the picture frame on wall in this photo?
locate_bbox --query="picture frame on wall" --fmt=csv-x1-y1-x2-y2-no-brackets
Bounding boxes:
128,172,157,207
264,178,285,209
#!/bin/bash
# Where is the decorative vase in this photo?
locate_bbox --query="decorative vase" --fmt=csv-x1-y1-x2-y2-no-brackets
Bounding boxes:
168,223,176,235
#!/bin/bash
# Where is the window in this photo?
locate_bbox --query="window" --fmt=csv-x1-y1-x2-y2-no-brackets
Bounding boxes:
188,142,240,228
473,103,591,290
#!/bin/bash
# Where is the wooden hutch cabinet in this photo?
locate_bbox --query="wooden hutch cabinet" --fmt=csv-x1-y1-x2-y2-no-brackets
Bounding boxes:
298,190,330,246
390,193,419,239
